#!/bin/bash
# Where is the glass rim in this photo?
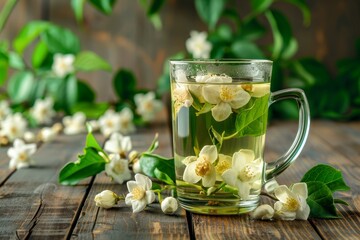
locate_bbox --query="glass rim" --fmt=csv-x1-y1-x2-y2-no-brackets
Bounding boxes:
169,59,273,64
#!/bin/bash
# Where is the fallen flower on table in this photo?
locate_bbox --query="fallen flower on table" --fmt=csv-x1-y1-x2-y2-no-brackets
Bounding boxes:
38,127,58,142
8,139,37,169
161,196,178,215
0,100,11,121
105,154,132,184
0,113,28,142
63,112,87,135
94,190,123,209
125,173,155,213
30,97,55,125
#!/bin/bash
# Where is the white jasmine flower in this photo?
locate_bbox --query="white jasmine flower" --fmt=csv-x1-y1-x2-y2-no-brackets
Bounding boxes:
186,31,212,58
172,84,193,113
222,149,262,200
161,196,178,214
118,108,136,134
99,109,121,137
0,100,11,120
8,139,37,169
125,174,155,213
104,132,132,157
23,131,36,143
1,113,27,142
202,76,251,121
134,92,163,122
52,53,75,77
38,127,57,142
183,145,217,188
105,154,132,184
94,190,120,209
250,204,275,220
30,97,55,125
63,112,86,135
273,183,310,220
52,123,63,134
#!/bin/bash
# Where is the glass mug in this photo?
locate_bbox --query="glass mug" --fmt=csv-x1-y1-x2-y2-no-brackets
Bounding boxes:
169,59,310,215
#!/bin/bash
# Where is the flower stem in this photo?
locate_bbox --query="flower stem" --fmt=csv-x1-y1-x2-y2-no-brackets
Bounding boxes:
0,0,18,33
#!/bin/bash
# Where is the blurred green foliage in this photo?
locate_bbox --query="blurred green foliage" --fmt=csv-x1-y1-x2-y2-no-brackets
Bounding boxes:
157,0,360,120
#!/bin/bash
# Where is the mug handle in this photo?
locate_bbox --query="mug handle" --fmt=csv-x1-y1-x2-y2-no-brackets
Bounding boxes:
265,88,311,181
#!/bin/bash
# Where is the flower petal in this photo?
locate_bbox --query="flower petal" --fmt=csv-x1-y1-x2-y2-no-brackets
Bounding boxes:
135,174,152,190
145,190,155,204
229,89,251,109
125,193,133,205
232,149,254,170
183,161,201,184
121,136,132,152
221,169,237,187
296,199,310,220
291,182,308,199
199,145,218,163
274,185,295,203
132,199,147,213
211,102,232,122
250,204,274,220
126,181,138,192
201,167,216,187
202,86,221,104
236,181,251,200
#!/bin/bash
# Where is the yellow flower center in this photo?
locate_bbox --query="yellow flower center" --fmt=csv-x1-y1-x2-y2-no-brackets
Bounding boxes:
239,165,256,182
10,126,18,135
18,152,28,162
131,186,145,200
284,197,300,211
113,162,125,174
242,84,253,92
144,101,153,111
195,156,211,177
215,159,231,175
105,119,113,128
219,86,235,102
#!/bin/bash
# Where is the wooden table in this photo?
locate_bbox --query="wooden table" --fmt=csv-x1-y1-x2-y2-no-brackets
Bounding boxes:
0,120,359,239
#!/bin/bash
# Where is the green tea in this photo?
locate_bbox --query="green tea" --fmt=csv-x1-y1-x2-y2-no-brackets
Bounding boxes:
171,80,270,214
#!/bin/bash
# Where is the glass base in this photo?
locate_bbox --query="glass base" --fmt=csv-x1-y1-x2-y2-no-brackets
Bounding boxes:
178,196,259,215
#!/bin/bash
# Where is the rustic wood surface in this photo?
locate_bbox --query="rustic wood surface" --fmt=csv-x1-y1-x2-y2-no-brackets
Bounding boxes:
0,120,359,239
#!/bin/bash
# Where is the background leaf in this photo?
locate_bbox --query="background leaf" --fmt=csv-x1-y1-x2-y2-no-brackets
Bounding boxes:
195,0,226,30
74,51,112,72
32,41,49,68
42,26,80,54
71,0,87,23
89,0,117,15
7,71,35,104
113,69,137,101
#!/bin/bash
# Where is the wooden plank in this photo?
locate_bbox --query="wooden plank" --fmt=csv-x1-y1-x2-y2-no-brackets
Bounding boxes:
0,133,91,238
267,121,360,240
0,146,14,186
191,121,322,240
71,124,190,239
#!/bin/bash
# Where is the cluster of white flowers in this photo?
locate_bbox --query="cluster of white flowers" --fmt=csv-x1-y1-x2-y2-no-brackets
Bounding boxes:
94,174,178,215
172,71,270,122
186,30,212,59
134,92,163,122
250,182,310,221
98,108,136,137
52,53,75,78
182,145,262,200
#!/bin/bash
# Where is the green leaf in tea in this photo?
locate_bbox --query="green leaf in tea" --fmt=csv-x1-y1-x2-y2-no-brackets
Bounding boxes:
235,94,269,137
140,153,175,183
59,147,107,185
301,164,350,193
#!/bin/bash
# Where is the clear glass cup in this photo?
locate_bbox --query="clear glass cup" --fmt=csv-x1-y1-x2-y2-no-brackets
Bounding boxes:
169,59,310,215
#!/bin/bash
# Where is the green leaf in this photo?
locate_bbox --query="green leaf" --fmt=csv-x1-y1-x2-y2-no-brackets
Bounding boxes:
7,71,35,104
195,0,226,30
74,51,112,72
195,102,213,116
32,41,49,68
71,102,108,119
239,18,266,41
59,147,106,185
13,21,50,54
147,0,165,16
306,181,340,218
146,133,159,153
0,51,8,86
76,79,96,103
235,94,269,136
334,198,349,206
231,40,265,59
250,0,273,15
8,52,24,70
283,0,311,25
113,69,137,101
42,26,80,54
154,168,175,185
65,75,78,111
85,131,103,151
291,58,330,86
265,10,296,60
71,0,86,23
301,164,350,193
89,0,117,15
140,153,175,182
